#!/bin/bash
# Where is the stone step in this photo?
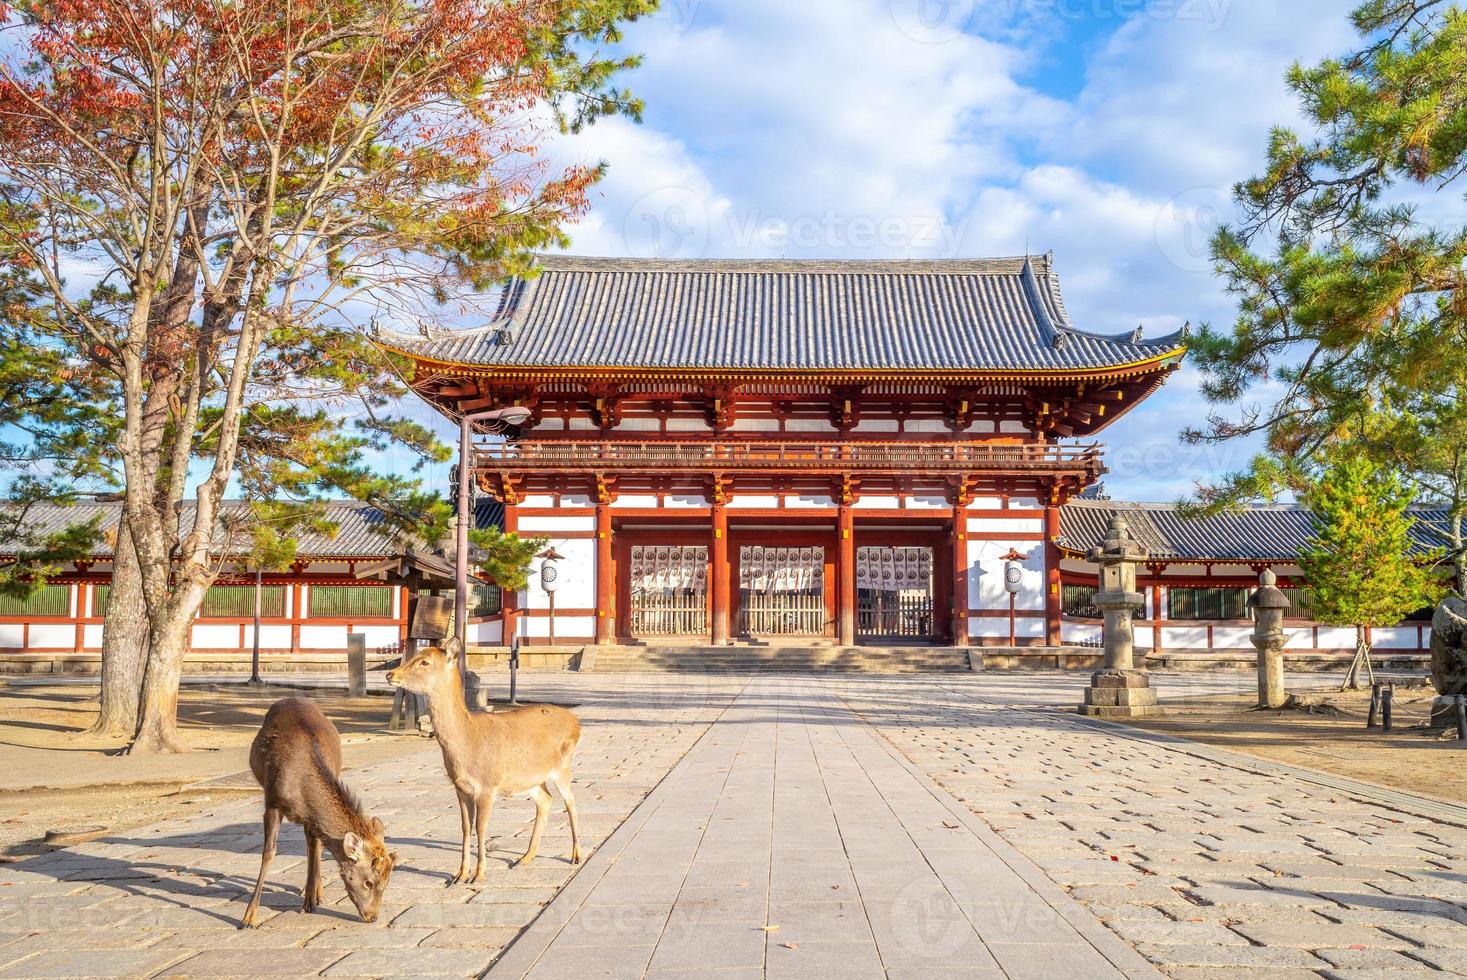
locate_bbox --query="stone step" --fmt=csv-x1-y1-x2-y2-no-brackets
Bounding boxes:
585,644,973,673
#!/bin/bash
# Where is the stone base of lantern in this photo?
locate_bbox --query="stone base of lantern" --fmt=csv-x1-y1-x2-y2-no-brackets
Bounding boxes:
1430,695,1464,730
1080,669,1160,718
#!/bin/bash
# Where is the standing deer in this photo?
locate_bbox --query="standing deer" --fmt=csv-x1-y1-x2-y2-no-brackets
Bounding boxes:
386,637,582,884
241,697,398,927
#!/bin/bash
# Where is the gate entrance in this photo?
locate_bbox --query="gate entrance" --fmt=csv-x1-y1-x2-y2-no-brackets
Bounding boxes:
737,546,826,636
856,546,934,639
628,545,708,636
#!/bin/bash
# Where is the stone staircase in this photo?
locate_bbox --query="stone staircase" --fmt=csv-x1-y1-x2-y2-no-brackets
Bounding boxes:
584,643,975,673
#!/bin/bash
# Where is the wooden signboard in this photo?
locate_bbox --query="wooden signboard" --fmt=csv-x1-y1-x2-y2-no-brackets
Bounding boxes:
410,595,453,639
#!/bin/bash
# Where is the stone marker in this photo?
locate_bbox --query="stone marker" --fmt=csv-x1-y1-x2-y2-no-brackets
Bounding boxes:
1079,516,1159,718
346,632,367,697
1248,569,1289,708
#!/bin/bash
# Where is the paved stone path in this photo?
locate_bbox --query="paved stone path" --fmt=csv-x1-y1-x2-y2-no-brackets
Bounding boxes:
0,676,742,979
490,677,1155,980
841,675,1467,980
5,671,1467,979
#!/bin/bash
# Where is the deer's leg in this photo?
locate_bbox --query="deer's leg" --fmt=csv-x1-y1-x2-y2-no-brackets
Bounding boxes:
468,792,494,884
303,833,323,912
241,806,281,929
517,786,553,868
551,770,583,864
448,791,472,885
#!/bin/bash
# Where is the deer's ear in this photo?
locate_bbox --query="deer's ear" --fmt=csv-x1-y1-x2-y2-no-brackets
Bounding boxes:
342,832,365,861
443,636,464,659
370,816,385,838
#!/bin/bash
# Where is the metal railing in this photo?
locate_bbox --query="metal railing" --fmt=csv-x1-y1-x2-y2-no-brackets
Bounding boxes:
474,440,1101,473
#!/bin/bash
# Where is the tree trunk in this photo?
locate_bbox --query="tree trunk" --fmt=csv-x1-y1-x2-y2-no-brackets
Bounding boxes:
86,518,149,738
127,611,192,754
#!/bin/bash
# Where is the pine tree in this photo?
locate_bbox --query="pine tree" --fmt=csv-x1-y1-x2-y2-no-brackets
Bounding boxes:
1299,456,1444,686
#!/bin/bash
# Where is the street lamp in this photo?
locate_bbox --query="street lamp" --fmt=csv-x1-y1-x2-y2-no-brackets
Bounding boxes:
455,406,531,685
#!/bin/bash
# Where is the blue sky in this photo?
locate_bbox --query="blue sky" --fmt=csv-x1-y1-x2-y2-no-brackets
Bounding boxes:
407,0,1368,503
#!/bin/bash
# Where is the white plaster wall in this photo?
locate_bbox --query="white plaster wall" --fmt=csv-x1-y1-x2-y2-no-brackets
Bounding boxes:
967,517,1042,534
906,496,950,510
611,494,659,508
470,619,504,644
1134,626,1154,649
0,624,22,648
665,495,708,508
301,625,349,649
242,625,293,649
965,420,996,434
785,495,836,509
568,418,597,431
84,624,104,649
785,419,836,433
729,418,779,432
191,624,241,649
1373,627,1420,649
1285,627,1314,650
852,419,899,433
520,494,556,508
968,540,1044,611
613,418,660,432
533,417,566,430
729,495,780,508
521,615,595,639
966,498,1002,510
998,421,1029,434
1009,497,1041,510
348,626,402,647
854,496,900,509
1061,621,1102,645
1316,626,1357,649
522,538,595,610
519,516,595,533
904,420,948,433
562,494,596,507
27,624,73,648
666,418,709,432
1162,626,1209,648
1211,627,1254,650
971,617,1043,639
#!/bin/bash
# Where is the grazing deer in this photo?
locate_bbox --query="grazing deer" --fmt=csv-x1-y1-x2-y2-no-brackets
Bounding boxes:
386,637,582,885
240,697,397,928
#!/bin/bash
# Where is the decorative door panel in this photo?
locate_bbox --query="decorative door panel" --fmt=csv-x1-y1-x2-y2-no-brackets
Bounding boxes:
628,545,708,635
738,545,826,636
856,546,934,638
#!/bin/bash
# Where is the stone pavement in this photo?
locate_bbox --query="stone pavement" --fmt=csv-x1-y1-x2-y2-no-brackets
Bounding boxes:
841,674,1467,980
0,675,742,979
5,671,1467,979
490,677,1156,980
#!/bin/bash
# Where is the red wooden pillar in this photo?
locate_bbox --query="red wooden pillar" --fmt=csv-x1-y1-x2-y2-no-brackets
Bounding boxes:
1044,505,1062,646
502,503,520,646
952,514,969,646
595,503,615,645
710,502,730,645
837,503,855,646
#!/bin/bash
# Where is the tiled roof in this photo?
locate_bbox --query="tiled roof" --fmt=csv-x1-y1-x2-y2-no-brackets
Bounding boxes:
375,254,1188,373
0,499,499,560
1058,499,1449,563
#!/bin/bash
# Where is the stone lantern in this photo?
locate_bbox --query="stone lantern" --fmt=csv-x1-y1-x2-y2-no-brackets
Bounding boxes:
1248,568,1290,708
1080,516,1159,717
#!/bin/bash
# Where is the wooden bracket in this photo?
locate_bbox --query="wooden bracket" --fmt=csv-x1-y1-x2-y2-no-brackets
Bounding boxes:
594,473,618,506
835,473,861,507
588,384,624,430
830,386,864,432
704,385,737,433
708,473,732,506
948,475,979,508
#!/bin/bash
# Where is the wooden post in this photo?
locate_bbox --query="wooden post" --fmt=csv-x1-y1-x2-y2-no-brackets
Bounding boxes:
710,502,730,644
1044,505,1062,646
595,503,615,645
838,503,855,646
502,503,520,646
952,514,969,646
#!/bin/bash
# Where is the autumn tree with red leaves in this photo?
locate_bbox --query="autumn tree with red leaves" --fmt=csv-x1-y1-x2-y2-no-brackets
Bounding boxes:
0,0,654,751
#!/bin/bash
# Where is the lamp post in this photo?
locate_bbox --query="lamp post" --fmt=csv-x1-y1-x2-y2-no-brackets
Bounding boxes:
1079,516,1160,717
455,406,531,687
538,546,564,645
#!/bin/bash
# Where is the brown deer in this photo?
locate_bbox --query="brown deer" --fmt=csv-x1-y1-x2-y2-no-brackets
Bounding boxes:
386,637,582,884
240,697,398,928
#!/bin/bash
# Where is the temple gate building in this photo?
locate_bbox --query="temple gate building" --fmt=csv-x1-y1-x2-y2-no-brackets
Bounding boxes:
378,254,1189,650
